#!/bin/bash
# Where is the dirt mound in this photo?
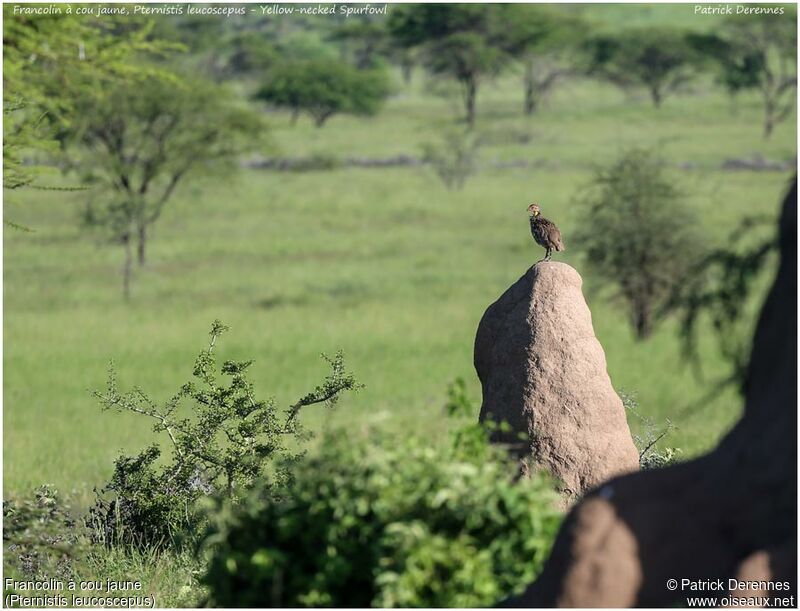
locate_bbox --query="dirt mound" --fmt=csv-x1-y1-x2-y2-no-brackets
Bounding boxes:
474,261,639,499
504,180,797,607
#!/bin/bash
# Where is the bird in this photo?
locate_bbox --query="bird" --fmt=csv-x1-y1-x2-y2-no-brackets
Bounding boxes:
527,203,565,262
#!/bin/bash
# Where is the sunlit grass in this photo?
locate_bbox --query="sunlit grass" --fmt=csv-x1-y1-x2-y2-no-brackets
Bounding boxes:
3,17,795,500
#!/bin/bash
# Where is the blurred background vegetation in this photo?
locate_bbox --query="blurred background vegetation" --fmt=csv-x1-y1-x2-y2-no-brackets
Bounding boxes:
3,3,796,604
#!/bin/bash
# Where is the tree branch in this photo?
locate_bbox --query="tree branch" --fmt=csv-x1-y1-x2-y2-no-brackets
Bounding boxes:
94,389,185,460
284,387,342,431
145,165,189,225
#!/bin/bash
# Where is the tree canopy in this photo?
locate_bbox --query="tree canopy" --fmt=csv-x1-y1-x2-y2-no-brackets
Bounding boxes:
2,11,173,225
586,26,700,107
70,73,264,296
255,58,390,127
690,10,797,137
497,5,587,114
574,149,703,339
389,4,506,126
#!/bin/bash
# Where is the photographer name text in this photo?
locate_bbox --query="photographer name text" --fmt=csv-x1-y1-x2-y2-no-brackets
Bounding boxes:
694,4,786,14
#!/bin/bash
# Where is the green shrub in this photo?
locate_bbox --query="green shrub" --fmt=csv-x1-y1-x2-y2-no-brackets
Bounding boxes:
200,422,562,607
88,320,361,550
639,446,683,470
620,390,682,469
443,376,477,418
3,486,88,583
3,485,206,605
422,128,481,191
574,149,703,339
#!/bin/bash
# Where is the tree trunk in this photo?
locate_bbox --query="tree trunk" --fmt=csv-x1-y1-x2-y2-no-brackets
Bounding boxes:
314,111,332,128
632,299,653,340
356,45,374,70
464,77,477,128
764,99,775,138
137,223,147,266
524,60,537,115
290,108,300,126
401,60,413,86
524,82,537,115
122,233,132,301
650,86,662,108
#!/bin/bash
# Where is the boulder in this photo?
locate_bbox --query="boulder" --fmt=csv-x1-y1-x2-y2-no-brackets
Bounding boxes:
474,261,639,498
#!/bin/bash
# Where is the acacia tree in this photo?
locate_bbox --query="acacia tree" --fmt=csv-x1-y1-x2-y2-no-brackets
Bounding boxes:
587,27,699,107
330,19,391,70
574,149,703,339
428,33,504,127
389,4,505,127
498,6,585,115
692,12,796,138
255,58,390,127
2,11,169,227
224,30,279,76
70,75,263,297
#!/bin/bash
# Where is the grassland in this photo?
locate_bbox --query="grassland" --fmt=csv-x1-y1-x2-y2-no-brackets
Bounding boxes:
4,41,795,512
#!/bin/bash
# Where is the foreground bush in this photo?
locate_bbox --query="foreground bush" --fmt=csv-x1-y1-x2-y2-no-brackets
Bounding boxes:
88,320,361,550
3,486,205,605
201,423,562,607
3,486,88,583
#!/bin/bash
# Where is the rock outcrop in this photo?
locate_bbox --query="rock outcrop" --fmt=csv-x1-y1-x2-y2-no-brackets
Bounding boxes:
504,179,797,607
474,261,639,498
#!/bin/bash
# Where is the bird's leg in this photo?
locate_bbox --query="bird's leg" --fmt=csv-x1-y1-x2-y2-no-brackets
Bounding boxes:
545,247,552,261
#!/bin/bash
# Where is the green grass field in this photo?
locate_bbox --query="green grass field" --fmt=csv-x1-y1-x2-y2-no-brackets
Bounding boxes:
4,52,795,510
